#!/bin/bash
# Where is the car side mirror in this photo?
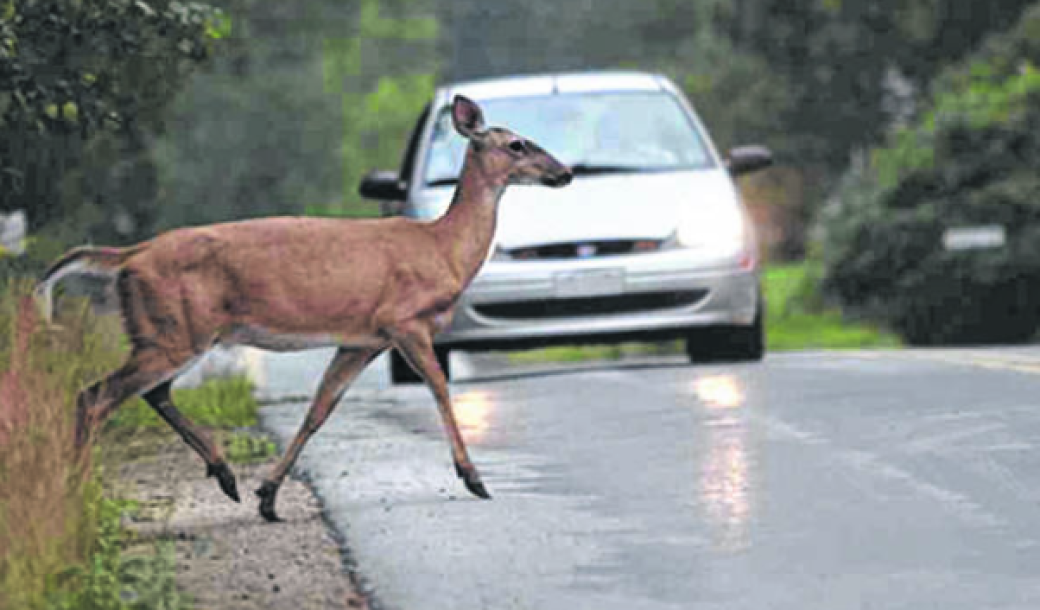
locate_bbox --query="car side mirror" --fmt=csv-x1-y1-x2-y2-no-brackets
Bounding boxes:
358,170,407,201
725,145,773,177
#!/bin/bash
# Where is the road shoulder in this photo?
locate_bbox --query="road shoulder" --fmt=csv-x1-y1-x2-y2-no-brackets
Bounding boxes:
105,434,368,610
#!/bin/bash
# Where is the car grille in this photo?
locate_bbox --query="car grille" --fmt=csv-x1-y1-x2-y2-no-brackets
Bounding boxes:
504,239,662,260
473,290,709,320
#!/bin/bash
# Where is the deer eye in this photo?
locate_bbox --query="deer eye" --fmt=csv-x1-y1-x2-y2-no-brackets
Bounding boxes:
508,140,527,154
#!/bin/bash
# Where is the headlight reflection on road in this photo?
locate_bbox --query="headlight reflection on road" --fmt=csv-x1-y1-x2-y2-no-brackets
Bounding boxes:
693,375,744,410
454,390,494,444
694,374,752,552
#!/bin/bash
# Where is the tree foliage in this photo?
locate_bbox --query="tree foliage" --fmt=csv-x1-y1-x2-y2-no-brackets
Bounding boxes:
140,0,352,231
7,0,1036,256
320,0,438,217
818,4,1040,344
715,0,1036,170
142,0,437,225
0,0,226,232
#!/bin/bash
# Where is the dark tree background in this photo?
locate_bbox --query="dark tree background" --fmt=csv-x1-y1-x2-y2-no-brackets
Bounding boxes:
0,0,226,238
3,0,1036,259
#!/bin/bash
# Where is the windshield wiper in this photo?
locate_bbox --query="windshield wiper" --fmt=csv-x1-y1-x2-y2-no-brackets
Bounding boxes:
427,164,662,186
568,163,656,176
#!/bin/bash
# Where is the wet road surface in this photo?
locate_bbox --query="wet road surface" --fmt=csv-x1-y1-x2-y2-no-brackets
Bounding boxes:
259,349,1040,609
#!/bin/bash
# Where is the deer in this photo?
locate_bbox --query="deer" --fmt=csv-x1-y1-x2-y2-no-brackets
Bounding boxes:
35,95,573,522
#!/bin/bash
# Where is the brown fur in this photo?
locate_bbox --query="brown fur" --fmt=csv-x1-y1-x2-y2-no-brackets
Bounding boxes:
40,96,572,521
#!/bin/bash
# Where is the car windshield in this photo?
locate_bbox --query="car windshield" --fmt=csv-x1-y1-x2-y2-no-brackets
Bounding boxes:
422,91,716,186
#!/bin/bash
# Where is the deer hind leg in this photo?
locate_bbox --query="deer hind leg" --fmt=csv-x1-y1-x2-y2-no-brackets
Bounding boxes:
257,346,383,522
74,349,181,452
76,267,209,460
142,380,240,503
391,325,490,500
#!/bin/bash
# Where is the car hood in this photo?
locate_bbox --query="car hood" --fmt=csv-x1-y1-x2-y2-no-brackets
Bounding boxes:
415,169,742,249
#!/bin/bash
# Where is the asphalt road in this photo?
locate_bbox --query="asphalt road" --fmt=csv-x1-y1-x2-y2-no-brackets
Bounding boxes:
259,348,1040,610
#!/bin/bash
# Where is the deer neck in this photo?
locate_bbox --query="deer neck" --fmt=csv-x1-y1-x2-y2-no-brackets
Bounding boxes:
432,147,507,286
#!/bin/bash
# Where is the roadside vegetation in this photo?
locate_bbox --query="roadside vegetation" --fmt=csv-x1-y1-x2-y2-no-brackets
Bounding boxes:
107,376,276,465
0,279,269,609
817,5,1040,345
763,263,900,351
0,280,172,610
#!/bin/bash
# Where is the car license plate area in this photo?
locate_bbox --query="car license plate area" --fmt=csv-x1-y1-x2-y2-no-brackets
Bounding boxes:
553,268,624,298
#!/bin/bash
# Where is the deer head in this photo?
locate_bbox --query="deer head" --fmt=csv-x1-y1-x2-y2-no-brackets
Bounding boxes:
451,95,572,188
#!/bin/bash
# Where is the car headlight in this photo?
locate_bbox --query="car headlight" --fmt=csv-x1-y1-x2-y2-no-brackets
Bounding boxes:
664,203,758,270
667,204,746,251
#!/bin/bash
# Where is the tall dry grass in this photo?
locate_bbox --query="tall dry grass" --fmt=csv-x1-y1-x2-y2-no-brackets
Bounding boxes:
0,279,126,609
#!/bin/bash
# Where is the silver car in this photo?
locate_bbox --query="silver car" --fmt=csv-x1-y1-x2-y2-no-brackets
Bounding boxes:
360,71,773,383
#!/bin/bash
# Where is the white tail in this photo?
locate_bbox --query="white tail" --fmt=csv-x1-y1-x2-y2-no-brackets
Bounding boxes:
34,244,145,324
47,95,572,521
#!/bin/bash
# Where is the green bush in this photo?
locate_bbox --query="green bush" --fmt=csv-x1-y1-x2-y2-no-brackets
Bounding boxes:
46,491,188,610
763,263,901,351
818,7,1040,345
223,432,277,464
107,377,258,431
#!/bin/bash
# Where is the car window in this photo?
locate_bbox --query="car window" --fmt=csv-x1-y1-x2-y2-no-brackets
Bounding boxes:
423,91,716,186
400,103,430,184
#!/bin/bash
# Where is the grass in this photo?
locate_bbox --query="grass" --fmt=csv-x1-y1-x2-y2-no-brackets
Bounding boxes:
106,375,275,465
507,261,900,364
0,280,191,609
763,263,901,351
0,282,125,609
508,341,681,365
108,377,260,430
0,277,270,608
222,431,277,464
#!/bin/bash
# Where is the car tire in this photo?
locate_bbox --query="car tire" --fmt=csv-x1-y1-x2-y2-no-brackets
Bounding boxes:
685,305,764,364
389,347,452,384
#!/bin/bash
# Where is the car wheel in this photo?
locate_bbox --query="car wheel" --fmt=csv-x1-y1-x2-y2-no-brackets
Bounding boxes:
685,306,764,364
389,347,452,384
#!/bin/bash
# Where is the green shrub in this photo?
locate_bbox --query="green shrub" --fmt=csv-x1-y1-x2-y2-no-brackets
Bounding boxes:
763,263,900,350
107,377,259,432
47,492,188,610
223,432,277,464
818,7,1040,345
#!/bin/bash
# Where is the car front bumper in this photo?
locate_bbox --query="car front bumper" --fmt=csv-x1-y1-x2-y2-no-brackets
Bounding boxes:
436,249,759,350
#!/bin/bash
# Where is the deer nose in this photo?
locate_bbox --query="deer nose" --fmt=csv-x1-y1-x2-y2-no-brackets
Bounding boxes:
555,170,573,187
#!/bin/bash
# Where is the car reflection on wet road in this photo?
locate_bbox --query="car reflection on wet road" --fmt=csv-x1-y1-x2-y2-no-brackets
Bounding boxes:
260,348,1040,610
693,374,752,553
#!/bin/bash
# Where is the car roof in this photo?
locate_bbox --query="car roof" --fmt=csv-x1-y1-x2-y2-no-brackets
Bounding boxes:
436,71,672,103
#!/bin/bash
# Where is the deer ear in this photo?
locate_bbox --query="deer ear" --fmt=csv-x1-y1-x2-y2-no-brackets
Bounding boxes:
451,95,487,140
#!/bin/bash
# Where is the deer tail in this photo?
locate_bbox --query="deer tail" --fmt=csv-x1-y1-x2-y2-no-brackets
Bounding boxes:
33,244,145,324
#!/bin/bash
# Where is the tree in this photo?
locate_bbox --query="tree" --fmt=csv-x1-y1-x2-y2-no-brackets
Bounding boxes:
817,4,1040,344
146,0,353,230
715,0,1036,171
0,0,227,237
140,0,439,225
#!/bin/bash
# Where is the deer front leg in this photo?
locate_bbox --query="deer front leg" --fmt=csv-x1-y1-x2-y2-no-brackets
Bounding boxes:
256,346,382,522
391,326,491,500
142,381,239,503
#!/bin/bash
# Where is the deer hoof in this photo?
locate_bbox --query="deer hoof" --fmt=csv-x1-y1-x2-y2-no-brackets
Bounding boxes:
255,481,283,522
207,462,240,503
464,478,492,500
455,464,491,499
454,463,492,500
